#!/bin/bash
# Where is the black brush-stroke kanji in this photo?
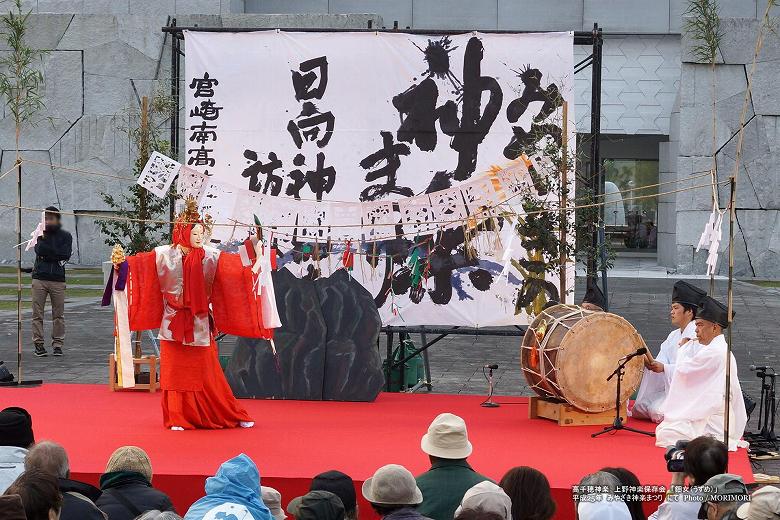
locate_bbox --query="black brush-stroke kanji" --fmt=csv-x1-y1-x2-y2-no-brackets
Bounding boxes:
242,149,283,196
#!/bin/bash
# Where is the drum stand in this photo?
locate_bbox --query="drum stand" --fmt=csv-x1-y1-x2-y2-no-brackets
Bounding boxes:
592,357,654,438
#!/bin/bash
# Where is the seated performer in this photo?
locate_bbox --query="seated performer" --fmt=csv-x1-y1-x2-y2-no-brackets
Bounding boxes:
655,296,747,451
108,198,280,430
631,281,706,422
580,282,605,312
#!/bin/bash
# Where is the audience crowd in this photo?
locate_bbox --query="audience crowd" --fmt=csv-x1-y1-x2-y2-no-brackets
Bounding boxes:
1,407,777,520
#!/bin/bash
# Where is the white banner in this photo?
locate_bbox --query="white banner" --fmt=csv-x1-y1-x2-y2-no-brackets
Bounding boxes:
184,30,575,326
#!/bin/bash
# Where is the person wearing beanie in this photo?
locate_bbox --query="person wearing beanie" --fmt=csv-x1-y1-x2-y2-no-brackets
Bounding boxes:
96,446,175,520
0,407,35,493
656,296,748,451
30,205,72,358
633,281,706,423
363,464,431,520
415,413,492,520
310,470,358,520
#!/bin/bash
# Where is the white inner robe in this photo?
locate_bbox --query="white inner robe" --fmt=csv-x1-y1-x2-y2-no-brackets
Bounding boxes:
631,321,697,422
655,334,748,451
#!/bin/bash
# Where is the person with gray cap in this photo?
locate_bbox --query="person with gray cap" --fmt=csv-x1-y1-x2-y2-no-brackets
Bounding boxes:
698,474,749,520
363,464,431,520
416,413,491,520
736,485,780,520
30,205,72,358
0,407,35,493
262,486,286,520
454,481,512,520
286,490,345,520
656,296,747,451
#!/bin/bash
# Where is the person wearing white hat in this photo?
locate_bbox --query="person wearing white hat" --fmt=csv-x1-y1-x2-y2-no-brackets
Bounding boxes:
416,413,492,520
578,497,633,520
362,464,431,520
454,481,512,520
261,486,286,520
736,486,780,520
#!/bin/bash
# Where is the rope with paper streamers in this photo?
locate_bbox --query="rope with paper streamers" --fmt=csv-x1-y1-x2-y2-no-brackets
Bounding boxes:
3,179,729,246
0,157,721,205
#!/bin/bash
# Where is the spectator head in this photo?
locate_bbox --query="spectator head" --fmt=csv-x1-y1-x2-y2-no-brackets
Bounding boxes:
499,466,556,520
286,490,344,520
4,468,63,520
578,471,622,496
0,407,35,449
44,207,61,227
106,446,153,483
311,470,357,520
455,511,507,520
600,467,644,520
0,494,27,520
25,441,70,479
362,464,423,517
736,485,780,520
683,436,729,485
698,474,748,520
134,512,183,520
454,481,512,520
261,486,286,520
577,498,632,520
421,413,473,461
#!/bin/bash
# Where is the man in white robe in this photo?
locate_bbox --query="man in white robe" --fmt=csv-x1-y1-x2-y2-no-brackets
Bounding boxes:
631,281,706,422
655,296,748,451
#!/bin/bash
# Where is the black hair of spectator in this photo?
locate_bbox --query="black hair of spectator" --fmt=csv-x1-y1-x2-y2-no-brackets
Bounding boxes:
683,436,728,485
600,467,646,520
499,466,556,520
4,468,63,520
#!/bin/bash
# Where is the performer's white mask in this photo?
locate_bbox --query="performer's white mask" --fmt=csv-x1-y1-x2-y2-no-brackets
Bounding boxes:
190,223,205,249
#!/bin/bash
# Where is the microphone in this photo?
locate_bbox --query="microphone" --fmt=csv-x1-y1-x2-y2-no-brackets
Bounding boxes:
751,365,773,372
484,364,499,370
620,347,647,362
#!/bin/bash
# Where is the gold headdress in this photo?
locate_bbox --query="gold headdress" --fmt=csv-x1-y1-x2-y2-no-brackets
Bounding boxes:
175,196,213,237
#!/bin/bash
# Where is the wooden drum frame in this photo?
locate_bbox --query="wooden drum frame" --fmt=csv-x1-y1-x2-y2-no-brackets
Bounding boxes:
521,304,645,413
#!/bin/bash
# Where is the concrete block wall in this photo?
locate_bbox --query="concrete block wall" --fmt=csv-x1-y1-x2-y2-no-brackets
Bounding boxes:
0,10,381,266
672,17,780,278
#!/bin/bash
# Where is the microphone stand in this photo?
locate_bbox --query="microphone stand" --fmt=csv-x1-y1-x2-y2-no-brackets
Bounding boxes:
592,354,654,438
481,366,500,408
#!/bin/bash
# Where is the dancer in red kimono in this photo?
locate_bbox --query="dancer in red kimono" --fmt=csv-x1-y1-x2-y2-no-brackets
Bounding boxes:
109,198,278,430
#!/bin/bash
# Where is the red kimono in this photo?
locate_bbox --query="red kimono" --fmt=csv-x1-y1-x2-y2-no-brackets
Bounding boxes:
125,244,274,429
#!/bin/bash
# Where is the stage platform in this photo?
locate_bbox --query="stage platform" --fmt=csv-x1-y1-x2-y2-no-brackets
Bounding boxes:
3,384,753,519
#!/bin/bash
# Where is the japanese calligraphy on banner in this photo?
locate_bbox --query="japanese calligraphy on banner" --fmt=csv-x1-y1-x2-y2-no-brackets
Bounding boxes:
184,30,575,326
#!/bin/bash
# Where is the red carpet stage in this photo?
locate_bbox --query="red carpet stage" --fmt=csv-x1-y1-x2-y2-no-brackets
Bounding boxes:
3,384,753,519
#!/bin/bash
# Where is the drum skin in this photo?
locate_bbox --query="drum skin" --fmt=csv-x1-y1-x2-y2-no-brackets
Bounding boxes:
521,304,645,413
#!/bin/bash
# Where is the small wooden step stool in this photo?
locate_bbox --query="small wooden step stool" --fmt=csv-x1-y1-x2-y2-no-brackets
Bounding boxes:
109,354,158,392
528,396,624,426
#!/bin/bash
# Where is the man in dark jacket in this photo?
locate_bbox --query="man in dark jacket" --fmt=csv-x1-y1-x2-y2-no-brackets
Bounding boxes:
96,446,175,520
31,206,72,357
25,440,106,520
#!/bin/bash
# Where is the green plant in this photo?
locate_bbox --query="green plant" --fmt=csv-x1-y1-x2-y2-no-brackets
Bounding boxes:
0,0,49,381
96,90,176,254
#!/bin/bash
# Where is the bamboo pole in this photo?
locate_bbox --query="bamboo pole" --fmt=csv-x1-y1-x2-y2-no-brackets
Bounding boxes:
16,159,22,383
559,101,569,302
723,176,736,447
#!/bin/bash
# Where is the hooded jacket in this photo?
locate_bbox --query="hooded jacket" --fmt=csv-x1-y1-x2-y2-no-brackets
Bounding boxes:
0,445,27,493
184,454,273,520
